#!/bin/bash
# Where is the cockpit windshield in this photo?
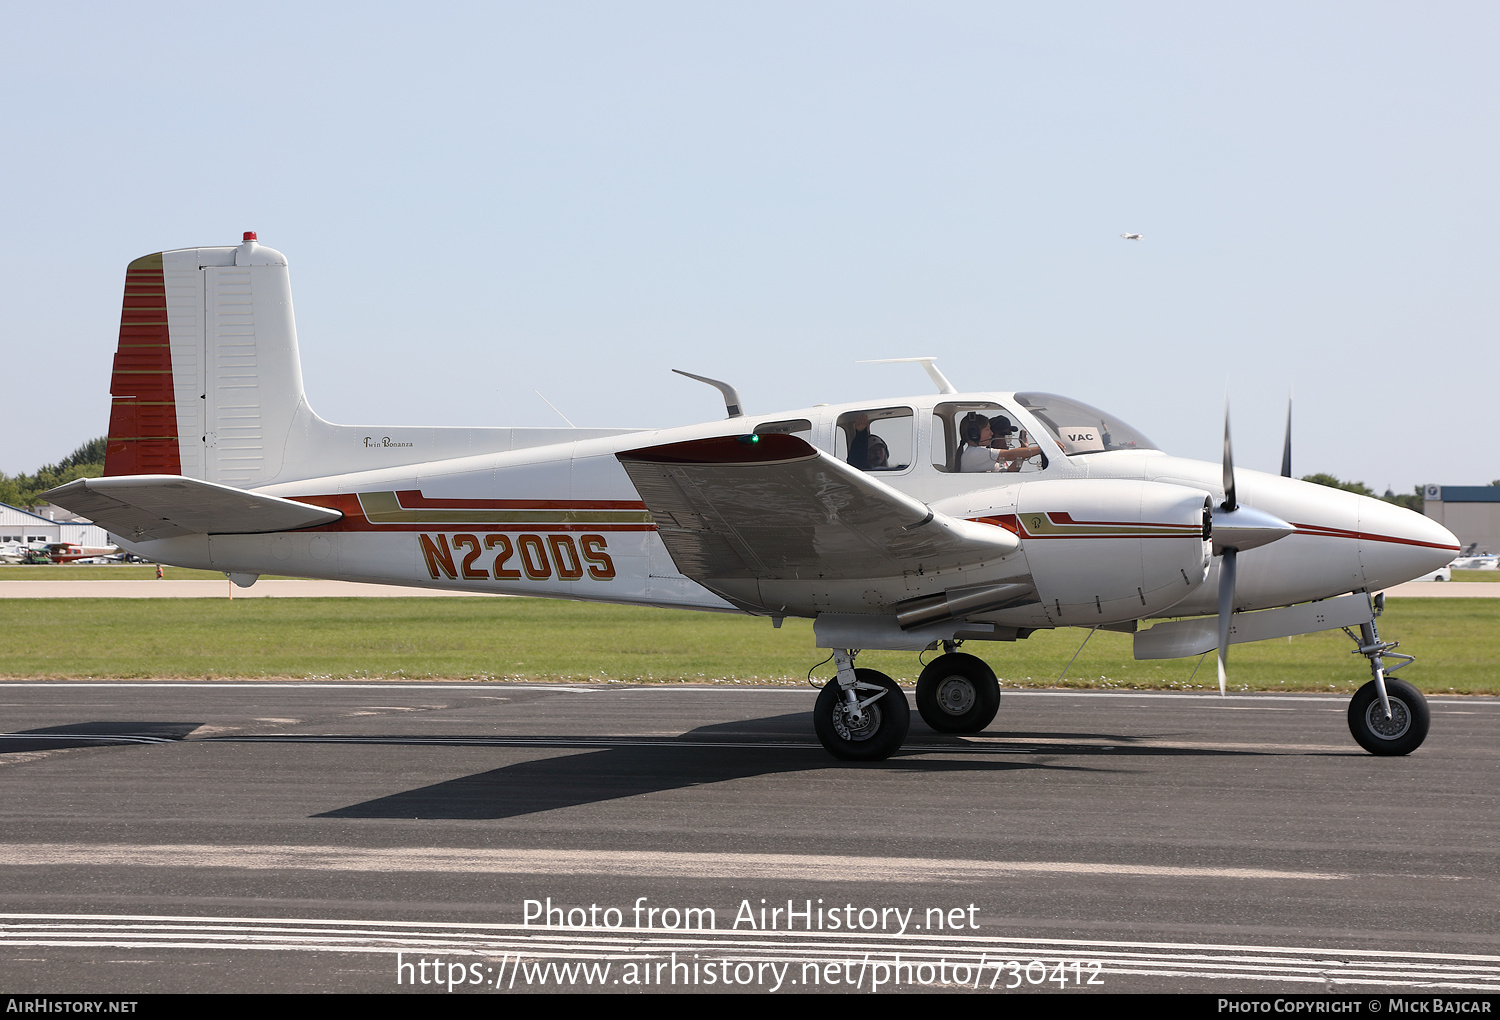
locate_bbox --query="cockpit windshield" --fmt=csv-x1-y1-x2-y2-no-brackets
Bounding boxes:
1013,393,1157,456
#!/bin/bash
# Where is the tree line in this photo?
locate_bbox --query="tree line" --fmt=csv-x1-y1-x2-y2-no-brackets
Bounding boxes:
0,438,106,508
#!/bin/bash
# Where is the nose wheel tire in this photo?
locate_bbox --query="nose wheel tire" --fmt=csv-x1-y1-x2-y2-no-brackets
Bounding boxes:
915,653,1001,733
1348,678,1429,756
814,669,909,761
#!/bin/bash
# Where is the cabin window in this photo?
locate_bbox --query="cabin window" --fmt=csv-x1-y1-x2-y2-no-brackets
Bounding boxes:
834,407,913,473
1012,393,1157,457
930,401,1046,474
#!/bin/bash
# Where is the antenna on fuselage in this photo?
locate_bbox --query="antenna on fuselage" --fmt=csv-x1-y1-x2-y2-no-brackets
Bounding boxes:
672,369,744,418
857,357,957,395
533,389,576,428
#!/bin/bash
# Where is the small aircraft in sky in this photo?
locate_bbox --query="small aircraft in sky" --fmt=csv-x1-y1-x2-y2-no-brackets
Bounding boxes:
1120,233,1144,241
48,234,1459,760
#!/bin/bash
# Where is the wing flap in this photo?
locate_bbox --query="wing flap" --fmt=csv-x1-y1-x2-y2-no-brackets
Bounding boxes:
617,434,1017,581
44,475,342,542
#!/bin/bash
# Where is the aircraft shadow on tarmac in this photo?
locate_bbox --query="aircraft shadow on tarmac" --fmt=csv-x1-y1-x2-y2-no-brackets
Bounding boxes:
313,713,1158,821
0,721,203,753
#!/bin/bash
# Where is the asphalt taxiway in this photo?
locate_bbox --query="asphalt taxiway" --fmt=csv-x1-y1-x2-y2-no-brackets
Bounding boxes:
1,682,1497,993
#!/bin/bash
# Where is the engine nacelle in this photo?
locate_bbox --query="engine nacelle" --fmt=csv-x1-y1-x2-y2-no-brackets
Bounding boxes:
998,478,1212,625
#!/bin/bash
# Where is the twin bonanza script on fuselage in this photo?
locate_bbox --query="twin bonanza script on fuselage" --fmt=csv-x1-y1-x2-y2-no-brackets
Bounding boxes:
47,235,1459,760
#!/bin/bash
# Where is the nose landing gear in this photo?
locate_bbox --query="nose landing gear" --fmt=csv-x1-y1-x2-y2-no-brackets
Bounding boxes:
1344,606,1428,755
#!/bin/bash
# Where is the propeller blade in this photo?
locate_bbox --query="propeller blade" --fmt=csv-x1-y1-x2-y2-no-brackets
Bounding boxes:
1216,547,1237,696
1222,404,1237,512
1280,392,1292,478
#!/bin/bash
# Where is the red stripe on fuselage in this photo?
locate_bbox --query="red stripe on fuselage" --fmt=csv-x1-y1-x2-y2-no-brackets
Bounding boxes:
980,513,1455,553
1044,510,1196,530
973,513,1198,538
283,493,657,533
391,490,646,511
1291,522,1459,552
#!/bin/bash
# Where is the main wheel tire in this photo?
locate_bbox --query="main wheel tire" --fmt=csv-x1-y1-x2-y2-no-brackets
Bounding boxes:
1348,677,1430,755
814,669,910,761
915,653,1001,733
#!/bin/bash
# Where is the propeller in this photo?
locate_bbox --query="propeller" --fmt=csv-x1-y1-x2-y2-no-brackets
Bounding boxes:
1217,407,1236,696
1280,390,1292,478
1212,402,1296,696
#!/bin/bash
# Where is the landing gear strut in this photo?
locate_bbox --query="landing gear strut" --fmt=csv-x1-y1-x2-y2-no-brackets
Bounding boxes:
1344,605,1429,755
915,650,1000,733
813,649,909,761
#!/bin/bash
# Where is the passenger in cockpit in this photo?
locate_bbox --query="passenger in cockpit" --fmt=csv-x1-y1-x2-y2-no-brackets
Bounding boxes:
846,413,873,470
988,415,1043,472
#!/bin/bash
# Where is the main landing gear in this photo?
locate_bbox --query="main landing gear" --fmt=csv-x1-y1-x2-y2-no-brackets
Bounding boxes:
1344,607,1429,755
812,645,1003,760
915,649,1000,734
813,650,909,761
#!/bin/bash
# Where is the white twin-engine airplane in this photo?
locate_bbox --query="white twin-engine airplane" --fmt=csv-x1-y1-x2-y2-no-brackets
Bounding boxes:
48,234,1461,761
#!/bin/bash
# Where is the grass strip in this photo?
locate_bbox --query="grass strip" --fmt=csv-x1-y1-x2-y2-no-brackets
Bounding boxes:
0,597,1493,694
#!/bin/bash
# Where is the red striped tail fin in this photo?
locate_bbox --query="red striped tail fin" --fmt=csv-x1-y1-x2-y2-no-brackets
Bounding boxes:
105,253,181,476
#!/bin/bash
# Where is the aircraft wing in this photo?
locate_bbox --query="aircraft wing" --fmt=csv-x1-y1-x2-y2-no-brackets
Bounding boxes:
616,434,1018,581
43,475,343,542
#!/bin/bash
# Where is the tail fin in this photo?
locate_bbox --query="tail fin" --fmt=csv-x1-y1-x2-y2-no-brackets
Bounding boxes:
104,234,307,486
102,234,644,489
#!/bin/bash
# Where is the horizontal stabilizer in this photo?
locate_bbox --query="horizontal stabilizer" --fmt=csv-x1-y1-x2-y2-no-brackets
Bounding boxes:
1134,593,1374,659
44,475,342,542
617,434,1018,582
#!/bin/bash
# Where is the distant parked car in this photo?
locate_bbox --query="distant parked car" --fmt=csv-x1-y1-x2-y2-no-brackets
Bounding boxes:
1411,564,1453,582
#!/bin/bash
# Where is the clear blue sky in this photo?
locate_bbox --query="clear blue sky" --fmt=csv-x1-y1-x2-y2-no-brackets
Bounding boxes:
3,2,1495,493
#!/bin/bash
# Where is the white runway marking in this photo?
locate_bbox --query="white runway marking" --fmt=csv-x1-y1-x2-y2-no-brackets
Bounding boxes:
0,682,600,692
3,913,1496,990
0,843,1346,881
0,680,1492,709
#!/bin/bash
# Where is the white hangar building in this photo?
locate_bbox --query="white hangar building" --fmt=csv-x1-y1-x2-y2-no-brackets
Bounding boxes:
0,503,114,548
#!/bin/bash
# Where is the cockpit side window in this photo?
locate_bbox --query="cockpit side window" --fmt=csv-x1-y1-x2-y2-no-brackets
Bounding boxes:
834,407,913,472
930,400,1046,474
1012,393,1157,456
